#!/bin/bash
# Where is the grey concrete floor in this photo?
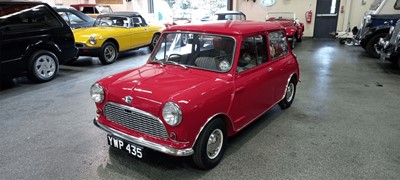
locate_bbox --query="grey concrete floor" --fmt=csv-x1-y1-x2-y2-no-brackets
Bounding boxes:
1,39,399,179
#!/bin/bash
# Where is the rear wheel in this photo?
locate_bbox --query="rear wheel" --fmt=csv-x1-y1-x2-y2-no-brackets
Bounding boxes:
278,77,297,109
366,33,386,58
192,118,226,170
290,36,295,49
99,42,118,65
27,50,59,83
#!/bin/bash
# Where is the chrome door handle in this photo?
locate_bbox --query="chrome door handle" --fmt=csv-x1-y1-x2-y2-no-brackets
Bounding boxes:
268,67,273,72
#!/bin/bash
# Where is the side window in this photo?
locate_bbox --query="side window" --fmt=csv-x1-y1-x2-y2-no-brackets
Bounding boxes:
67,12,86,25
268,31,288,60
395,0,400,9
58,12,70,24
237,35,268,73
132,17,142,27
0,4,62,32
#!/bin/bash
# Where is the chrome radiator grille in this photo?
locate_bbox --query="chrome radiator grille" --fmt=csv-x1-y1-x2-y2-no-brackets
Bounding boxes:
389,20,400,44
104,102,168,139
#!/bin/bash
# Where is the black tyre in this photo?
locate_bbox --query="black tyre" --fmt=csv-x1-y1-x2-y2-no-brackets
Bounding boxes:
290,36,295,49
366,33,386,58
295,34,302,42
192,118,226,170
149,33,160,51
389,56,400,69
339,39,346,44
99,42,118,65
27,50,59,83
278,77,297,109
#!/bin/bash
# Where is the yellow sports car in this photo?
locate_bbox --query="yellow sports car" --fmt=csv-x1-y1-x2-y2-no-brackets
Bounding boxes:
73,12,163,64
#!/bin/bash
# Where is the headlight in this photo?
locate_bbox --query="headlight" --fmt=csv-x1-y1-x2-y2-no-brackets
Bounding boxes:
89,35,97,45
162,102,182,126
389,26,395,35
90,83,104,103
365,15,372,24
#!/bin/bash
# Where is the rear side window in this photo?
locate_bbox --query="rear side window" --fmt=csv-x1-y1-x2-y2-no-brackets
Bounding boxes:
268,31,289,60
237,35,268,73
0,4,62,32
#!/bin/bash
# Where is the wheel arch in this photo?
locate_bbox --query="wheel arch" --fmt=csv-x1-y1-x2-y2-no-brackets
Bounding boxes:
102,38,119,51
191,113,234,148
22,42,60,68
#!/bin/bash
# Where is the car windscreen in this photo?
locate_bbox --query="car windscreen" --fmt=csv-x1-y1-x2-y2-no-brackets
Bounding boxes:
151,32,235,72
369,0,384,10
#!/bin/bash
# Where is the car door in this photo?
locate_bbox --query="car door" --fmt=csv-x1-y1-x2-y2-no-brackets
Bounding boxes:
229,34,275,131
129,17,150,48
267,30,293,101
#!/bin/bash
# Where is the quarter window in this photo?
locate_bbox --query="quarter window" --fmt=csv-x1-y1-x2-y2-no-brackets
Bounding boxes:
268,31,288,60
237,35,268,73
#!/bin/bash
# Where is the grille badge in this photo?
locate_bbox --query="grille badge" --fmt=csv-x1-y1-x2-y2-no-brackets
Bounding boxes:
123,96,133,103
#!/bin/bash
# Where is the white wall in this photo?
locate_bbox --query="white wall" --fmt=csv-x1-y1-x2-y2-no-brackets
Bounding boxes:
235,0,317,37
37,0,378,37
235,0,376,37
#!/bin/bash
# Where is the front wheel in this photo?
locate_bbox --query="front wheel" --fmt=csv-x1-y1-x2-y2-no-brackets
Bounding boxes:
366,33,386,58
27,50,59,83
290,36,295,49
278,77,297,109
192,118,226,170
149,34,160,51
99,42,118,65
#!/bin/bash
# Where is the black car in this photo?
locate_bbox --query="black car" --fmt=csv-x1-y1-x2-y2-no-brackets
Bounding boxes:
0,2,78,83
376,19,400,69
53,6,95,29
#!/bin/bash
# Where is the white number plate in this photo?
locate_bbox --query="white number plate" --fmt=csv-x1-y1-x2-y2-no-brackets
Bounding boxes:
107,135,143,158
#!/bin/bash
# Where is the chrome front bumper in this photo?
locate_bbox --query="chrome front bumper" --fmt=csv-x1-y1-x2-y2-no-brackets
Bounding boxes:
93,117,194,156
376,38,393,62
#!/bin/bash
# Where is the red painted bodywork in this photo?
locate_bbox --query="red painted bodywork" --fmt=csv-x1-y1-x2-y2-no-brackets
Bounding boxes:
267,18,304,40
94,21,300,152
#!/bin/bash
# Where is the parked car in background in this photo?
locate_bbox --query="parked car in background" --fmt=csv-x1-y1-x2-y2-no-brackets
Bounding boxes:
376,19,400,68
0,1,77,82
73,12,163,65
91,20,300,170
266,12,304,48
70,4,113,18
357,14,400,58
213,10,246,20
53,6,95,29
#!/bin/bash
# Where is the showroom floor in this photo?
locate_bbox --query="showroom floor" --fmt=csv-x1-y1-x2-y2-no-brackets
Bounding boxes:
1,39,399,179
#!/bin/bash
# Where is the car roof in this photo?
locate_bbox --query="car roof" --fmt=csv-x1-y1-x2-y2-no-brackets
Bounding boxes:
165,20,283,35
100,12,141,17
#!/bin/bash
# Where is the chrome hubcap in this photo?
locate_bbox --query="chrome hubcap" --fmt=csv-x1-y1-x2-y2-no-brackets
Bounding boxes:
285,82,295,102
104,45,116,62
207,129,223,159
34,55,56,79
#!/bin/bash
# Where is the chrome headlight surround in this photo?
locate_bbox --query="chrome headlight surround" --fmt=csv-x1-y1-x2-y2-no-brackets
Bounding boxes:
90,83,104,103
365,15,372,25
389,26,395,35
162,102,182,126
89,35,97,45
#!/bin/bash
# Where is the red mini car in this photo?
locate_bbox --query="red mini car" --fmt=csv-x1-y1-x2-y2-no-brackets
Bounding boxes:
266,12,304,48
91,20,300,170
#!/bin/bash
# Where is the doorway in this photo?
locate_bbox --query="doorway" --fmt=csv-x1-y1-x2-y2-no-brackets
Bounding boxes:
313,0,341,38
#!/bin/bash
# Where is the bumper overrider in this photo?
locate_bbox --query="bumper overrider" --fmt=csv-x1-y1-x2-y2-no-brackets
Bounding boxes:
375,38,396,62
93,117,194,156
76,43,101,57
